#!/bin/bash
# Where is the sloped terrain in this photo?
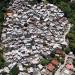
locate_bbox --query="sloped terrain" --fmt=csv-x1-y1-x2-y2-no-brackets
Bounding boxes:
0,0,71,74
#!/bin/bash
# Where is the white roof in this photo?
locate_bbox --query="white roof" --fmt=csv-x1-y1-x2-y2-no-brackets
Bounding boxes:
3,67,10,73
53,44,60,48
50,23,55,26
13,14,18,17
47,51,51,54
28,67,34,73
44,18,49,21
8,62,17,69
38,64,43,69
31,59,39,64
18,64,24,71
27,18,31,23
61,41,68,45
0,69,3,73
32,46,36,50
69,52,73,55
34,16,40,20
64,69,70,74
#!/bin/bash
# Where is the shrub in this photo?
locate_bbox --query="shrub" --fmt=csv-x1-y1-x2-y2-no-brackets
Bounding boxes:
0,47,5,69
10,65,19,75
40,58,50,65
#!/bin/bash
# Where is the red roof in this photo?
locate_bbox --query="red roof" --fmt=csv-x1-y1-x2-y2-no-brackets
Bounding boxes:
51,59,59,66
47,63,55,71
55,48,65,57
66,64,73,70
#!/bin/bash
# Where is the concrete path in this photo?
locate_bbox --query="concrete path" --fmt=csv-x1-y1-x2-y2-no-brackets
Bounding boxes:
54,55,68,75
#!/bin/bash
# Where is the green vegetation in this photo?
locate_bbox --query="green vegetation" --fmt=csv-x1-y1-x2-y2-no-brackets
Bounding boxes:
63,47,70,54
50,52,55,58
0,0,10,39
0,12,4,40
40,58,50,65
73,59,75,67
56,56,64,64
0,0,10,69
60,58,64,64
0,55,5,69
0,47,5,69
10,65,19,75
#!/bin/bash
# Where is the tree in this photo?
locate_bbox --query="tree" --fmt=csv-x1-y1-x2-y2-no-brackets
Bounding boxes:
10,65,19,75
50,52,55,58
73,59,75,67
63,47,70,54
58,1,71,17
0,0,10,40
46,0,70,4
69,43,75,53
70,2,75,10
0,47,5,69
60,59,64,64
0,55,5,69
40,58,50,65
67,33,75,40
0,12,4,40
